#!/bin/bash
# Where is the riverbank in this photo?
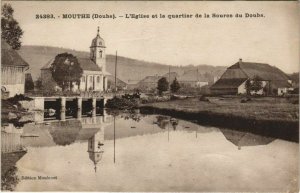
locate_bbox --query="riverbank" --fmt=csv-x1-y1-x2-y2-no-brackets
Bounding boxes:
140,97,299,142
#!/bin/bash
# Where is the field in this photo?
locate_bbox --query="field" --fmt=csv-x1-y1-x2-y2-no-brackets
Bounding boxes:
141,96,299,122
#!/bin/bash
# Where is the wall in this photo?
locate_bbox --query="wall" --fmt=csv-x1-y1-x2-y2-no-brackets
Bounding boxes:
2,66,26,97
3,84,25,97
238,81,247,94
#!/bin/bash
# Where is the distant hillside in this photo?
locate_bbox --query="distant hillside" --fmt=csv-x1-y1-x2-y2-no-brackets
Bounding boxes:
18,45,226,82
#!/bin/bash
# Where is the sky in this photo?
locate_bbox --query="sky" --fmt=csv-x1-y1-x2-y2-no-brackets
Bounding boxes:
5,1,300,73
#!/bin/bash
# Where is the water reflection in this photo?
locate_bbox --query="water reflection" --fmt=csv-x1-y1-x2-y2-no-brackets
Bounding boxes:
220,129,275,150
1,124,27,191
88,129,104,172
1,110,298,192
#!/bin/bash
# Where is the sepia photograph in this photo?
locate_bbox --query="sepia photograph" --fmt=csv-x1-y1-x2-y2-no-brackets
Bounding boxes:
1,1,299,192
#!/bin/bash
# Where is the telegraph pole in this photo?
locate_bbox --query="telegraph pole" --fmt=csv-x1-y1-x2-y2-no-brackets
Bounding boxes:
169,65,171,99
114,51,118,97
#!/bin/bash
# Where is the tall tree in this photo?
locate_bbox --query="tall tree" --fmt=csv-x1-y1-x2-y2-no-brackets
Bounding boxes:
50,53,83,91
157,77,169,96
1,3,23,50
170,77,180,93
251,76,263,93
245,79,251,96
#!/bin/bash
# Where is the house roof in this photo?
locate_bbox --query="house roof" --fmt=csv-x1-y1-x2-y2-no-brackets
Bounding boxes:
210,78,247,89
139,75,162,83
107,75,127,85
163,72,178,81
1,39,29,68
229,61,290,81
178,70,209,82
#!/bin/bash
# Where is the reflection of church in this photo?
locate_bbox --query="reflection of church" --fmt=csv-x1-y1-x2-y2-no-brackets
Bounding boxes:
88,128,104,172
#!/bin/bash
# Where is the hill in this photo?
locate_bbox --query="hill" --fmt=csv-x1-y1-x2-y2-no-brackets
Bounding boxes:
17,45,226,82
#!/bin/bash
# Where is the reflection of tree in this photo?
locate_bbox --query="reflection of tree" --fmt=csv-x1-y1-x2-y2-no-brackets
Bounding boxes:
48,120,81,146
156,116,170,129
1,166,19,191
106,109,145,122
171,120,178,130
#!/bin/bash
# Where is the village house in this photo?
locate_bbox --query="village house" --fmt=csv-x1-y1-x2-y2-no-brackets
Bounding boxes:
137,72,178,92
177,70,209,88
1,39,29,97
41,27,110,92
106,75,128,91
210,59,292,95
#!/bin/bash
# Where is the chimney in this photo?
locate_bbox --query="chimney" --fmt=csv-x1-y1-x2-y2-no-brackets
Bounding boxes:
239,58,242,64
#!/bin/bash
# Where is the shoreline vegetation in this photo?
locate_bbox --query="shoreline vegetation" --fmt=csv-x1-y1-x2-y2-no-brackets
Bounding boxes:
139,96,299,142
2,94,298,142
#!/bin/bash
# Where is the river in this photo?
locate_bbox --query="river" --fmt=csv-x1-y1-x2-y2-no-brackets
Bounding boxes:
1,110,298,192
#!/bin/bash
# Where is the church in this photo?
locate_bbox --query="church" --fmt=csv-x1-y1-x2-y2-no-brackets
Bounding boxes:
41,27,110,92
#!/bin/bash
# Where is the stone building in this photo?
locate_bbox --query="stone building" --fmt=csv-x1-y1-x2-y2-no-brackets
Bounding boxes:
41,27,110,92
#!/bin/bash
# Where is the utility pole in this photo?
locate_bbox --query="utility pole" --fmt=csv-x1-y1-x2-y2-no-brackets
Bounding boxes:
113,115,116,163
169,65,171,99
114,51,118,97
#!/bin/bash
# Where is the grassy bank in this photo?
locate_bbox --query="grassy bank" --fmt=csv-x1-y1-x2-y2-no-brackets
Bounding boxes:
140,97,299,142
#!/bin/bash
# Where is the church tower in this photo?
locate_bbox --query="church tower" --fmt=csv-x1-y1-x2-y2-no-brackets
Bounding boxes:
90,27,106,72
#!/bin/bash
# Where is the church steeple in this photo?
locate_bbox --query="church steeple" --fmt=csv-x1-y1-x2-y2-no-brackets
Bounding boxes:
90,26,106,72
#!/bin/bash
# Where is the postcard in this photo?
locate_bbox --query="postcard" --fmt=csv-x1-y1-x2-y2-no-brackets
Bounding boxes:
1,1,299,192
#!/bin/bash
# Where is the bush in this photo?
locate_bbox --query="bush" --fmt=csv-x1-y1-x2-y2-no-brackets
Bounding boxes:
241,97,251,103
105,97,139,109
7,94,33,105
140,96,170,104
199,95,209,102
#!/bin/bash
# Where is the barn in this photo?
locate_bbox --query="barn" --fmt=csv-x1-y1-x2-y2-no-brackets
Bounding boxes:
1,39,29,97
210,59,291,95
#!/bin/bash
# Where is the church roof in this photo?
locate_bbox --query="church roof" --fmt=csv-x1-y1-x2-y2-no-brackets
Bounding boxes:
78,58,102,71
1,39,29,68
41,57,107,72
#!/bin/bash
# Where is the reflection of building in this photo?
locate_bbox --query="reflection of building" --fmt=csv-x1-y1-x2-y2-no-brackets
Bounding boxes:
1,124,25,153
220,129,275,150
1,124,27,179
88,128,104,172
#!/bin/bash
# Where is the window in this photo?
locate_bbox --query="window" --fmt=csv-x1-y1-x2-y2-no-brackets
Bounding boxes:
99,50,103,58
82,76,85,82
97,76,100,83
90,76,93,83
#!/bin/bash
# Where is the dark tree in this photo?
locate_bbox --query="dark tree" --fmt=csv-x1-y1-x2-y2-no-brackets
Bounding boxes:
1,4,23,50
35,77,43,90
50,53,83,91
1,166,20,191
170,77,180,93
157,77,169,95
245,79,251,96
251,76,263,93
25,73,34,91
